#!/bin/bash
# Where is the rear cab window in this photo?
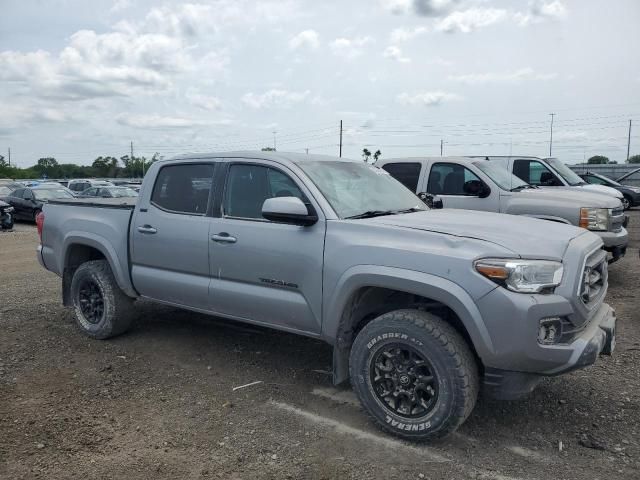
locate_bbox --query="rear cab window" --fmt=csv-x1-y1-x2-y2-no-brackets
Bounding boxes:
381,163,422,192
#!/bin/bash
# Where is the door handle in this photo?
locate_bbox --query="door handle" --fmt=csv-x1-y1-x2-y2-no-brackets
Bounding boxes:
137,225,157,234
211,232,237,244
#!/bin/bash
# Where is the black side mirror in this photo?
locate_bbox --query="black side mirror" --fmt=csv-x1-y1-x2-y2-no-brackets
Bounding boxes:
463,180,491,198
540,172,561,186
418,192,444,209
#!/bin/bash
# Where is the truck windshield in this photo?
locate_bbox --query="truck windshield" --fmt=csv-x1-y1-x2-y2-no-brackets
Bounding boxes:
546,158,585,186
473,161,529,191
297,161,426,219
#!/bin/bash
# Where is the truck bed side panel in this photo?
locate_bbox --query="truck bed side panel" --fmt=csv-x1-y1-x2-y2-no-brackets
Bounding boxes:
41,201,136,297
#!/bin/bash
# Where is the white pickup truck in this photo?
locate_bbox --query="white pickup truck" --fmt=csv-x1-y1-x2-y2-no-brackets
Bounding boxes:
376,156,629,262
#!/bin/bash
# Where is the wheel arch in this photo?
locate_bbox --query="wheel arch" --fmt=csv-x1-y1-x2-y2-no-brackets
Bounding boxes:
325,266,494,384
61,234,136,305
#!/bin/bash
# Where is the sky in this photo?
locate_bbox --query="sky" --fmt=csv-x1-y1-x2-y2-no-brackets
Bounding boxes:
1,0,639,168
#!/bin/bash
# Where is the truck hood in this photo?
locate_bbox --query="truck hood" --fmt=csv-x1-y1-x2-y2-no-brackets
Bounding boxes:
512,186,623,208
544,184,623,201
366,209,589,259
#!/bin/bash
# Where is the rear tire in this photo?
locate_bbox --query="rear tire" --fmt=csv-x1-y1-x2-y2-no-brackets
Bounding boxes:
70,260,135,339
349,309,479,440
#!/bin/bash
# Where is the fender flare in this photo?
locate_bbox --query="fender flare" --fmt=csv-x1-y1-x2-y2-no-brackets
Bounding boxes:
61,232,136,297
325,265,495,381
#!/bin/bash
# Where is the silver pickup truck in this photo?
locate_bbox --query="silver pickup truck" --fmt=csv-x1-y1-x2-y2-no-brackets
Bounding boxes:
377,156,629,262
37,152,617,441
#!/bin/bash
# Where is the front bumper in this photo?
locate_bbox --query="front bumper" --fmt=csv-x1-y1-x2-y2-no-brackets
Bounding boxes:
596,227,628,262
482,302,616,400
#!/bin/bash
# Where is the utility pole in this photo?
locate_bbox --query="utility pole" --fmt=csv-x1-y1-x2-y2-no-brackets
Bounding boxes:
272,131,277,151
339,120,343,157
627,119,632,162
440,139,444,156
549,113,555,157
7,147,10,167
130,141,135,179
305,148,309,155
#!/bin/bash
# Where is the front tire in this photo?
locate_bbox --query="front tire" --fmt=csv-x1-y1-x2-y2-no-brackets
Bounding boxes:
349,309,479,440
70,260,135,339
622,195,631,211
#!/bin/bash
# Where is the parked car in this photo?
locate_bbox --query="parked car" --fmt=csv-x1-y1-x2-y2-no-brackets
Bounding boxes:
67,179,114,194
377,156,628,262
0,180,23,193
4,185,74,222
579,171,640,210
78,186,139,198
616,167,640,187
37,151,616,441
0,199,14,230
472,156,624,201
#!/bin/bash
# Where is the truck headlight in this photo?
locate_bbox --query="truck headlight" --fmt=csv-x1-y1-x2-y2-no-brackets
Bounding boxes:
474,259,564,293
579,207,609,231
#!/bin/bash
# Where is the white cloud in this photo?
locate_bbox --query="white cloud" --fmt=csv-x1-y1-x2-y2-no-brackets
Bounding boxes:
389,26,428,43
110,0,131,14
380,0,412,15
289,30,320,50
186,91,222,111
383,46,411,63
330,36,374,59
515,1,568,26
397,91,462,106
381,0,459,16
116,113,203,128
241,89,310,109
449,67,558,84
436,8,508,33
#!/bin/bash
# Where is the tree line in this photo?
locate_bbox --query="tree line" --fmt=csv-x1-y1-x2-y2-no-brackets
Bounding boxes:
0,154,161,180
587,154,640,164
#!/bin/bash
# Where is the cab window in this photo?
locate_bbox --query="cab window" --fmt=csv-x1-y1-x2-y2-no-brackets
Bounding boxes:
223,164,305,220
381,163,422,192
151,164,214,215
513,159,560,186
428,163,481,195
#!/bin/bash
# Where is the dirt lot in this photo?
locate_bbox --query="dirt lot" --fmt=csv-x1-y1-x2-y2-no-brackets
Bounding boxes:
1,213,639,480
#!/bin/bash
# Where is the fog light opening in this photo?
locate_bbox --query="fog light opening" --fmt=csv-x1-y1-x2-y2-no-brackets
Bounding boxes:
538,317,563,345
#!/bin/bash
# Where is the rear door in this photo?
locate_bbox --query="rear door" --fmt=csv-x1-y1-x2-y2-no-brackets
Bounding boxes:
207,159,325,334
425,162,500,211
130,162,216,310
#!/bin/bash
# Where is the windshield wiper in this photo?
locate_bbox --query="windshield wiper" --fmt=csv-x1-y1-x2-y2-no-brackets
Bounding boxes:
345,210,396,219
510,185,536,191
393,207,424,214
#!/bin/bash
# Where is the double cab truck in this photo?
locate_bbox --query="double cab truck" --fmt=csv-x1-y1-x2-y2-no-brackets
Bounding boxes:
37,152,616,440
377,156,629,263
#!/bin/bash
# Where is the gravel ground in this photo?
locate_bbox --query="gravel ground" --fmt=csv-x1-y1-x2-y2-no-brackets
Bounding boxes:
1,212,639,480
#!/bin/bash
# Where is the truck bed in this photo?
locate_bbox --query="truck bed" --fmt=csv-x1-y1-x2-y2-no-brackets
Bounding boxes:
48,198,136,209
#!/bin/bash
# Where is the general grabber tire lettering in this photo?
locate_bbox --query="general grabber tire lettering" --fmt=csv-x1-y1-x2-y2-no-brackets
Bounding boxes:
349,309,479,440
70,260,135,339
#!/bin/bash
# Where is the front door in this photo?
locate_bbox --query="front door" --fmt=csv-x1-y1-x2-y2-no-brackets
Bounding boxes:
130,162,215,310
425,162,500,211
208,160,325,334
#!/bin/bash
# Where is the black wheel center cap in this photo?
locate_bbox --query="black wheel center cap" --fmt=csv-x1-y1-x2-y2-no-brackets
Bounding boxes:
399,374,411,386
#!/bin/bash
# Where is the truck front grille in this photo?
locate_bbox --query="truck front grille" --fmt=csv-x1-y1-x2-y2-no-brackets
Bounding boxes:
579,249,607,307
